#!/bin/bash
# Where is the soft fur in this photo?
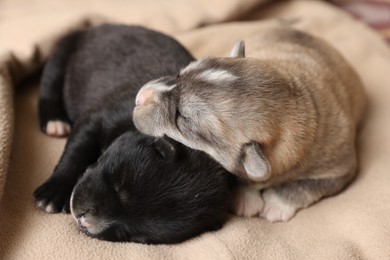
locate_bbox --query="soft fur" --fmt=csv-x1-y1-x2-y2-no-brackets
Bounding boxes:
132,24,366,222
34,24,233,244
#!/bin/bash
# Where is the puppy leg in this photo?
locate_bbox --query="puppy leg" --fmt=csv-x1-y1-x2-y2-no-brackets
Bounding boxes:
260,173,355,222
34,113,102,213
231,185,264,217
39,31,82,137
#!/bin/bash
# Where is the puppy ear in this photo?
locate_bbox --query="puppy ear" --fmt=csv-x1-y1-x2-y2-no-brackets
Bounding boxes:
153,136,177,161
229,41,246,58
242,142,270,181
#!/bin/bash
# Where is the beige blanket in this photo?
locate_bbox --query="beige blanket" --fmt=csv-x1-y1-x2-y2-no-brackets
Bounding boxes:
1,0,390,259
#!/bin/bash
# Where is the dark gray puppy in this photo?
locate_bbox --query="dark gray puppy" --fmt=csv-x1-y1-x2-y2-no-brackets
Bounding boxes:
34,24,233,244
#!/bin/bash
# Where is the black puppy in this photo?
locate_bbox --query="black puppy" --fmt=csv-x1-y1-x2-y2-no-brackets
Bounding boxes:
34,24,233,244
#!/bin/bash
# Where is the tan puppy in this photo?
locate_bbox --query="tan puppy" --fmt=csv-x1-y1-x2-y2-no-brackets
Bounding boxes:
132,25,365,222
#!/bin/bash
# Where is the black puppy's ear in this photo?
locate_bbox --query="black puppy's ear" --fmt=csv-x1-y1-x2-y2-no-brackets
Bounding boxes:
153,136,177,161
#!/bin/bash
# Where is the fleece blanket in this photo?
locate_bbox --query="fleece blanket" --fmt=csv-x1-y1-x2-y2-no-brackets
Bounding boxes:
336,0,390,43
1,0,390,259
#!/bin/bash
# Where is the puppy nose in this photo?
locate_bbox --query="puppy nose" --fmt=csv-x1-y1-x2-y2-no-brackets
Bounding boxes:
77,214,91,229
135,89,155,106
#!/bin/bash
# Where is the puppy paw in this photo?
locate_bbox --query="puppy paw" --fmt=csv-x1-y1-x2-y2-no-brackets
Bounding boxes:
34,177,72,213
260,188,297,222
230,186,264,217
45,120,71,137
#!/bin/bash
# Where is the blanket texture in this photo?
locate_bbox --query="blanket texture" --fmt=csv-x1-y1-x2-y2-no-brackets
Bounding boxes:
337,0,390,43
1,0,390,259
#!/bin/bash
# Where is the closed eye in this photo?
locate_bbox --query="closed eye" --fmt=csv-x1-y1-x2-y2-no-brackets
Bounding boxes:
107,170,124,193
175,107,181,123
104,172,120,193
117,190,129,203
175,108,189,132
113,182,121,192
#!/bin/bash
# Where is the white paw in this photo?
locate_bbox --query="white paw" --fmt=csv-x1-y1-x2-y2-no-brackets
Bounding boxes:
46,120,71,137
231,185,264,217
260,189,297,222
36,200,56,213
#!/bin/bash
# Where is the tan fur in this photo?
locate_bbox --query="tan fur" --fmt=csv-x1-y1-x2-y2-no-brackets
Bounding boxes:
133,25,366,221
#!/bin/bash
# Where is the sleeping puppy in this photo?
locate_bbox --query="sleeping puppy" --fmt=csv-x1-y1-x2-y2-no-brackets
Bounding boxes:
34,24,233,244
70,132,232,243
133,25,366,222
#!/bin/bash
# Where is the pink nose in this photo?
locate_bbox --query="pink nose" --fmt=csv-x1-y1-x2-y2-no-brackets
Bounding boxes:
136,89,155,106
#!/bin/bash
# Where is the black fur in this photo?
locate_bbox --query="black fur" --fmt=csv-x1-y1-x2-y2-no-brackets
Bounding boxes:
71,132,232,244
34,24,233,244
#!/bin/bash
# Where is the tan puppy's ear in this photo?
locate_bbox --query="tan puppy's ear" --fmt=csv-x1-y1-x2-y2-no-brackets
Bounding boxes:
229,41,246,58
243,142,270,181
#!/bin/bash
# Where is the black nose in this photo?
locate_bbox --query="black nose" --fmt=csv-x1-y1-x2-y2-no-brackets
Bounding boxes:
77,207,97,218
76,212,85,220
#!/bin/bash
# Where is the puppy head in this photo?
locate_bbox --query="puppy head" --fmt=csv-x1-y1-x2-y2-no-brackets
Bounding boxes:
133,42,275,181
70,132,232,244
